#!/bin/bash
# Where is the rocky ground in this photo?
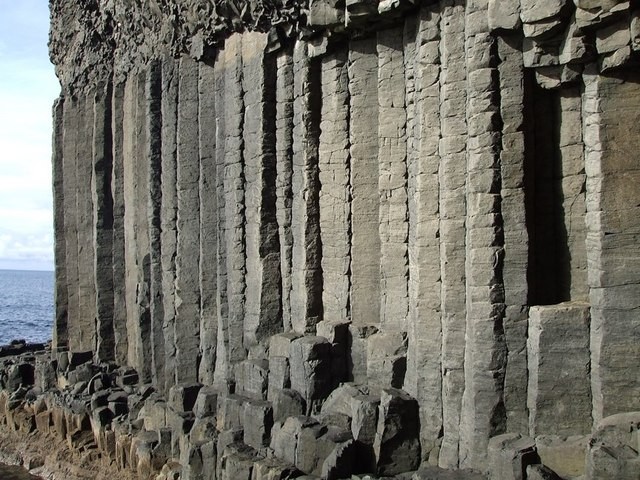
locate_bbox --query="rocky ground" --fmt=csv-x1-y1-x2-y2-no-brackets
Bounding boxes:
0,342,637,479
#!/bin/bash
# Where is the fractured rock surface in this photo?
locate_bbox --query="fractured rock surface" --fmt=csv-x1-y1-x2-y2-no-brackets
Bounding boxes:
43,0,640,478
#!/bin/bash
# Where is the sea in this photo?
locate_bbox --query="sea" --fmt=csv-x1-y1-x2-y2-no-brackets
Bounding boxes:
0,270,54,345
0,269,53,480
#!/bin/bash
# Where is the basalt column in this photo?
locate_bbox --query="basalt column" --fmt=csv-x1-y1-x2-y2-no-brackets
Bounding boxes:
243,33,282,349
276,47,295,332
459,11,507,471
348,37,380,329
214,36,247,386
92,82,115,362
146,62,164,386
584,68,640,423
198,59,218,385
111,81,129,366
497,35,529,435
405,5,443,463
377,27,409,332
52,97,68,352
160,57,179,391
290,42,322,334
319,48,351,323
62,96,82,352
438,0,468,468
76,92,97,353
175,56,202,384
122,73,152,382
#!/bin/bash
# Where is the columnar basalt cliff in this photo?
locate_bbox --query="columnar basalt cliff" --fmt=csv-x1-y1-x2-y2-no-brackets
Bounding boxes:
2,1,639,479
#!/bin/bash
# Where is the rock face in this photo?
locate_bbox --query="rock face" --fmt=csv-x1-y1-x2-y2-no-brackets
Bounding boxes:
43,0,640,478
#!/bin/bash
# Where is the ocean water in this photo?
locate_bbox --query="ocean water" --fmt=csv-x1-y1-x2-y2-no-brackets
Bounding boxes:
0,270,53,478
0,270,54,345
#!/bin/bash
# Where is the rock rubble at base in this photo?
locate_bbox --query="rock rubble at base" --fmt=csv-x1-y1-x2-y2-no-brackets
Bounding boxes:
1,342,639,479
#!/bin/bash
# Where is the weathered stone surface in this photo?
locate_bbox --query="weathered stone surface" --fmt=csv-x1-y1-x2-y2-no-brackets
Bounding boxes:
525,464,562,480
235,360,269,401
586,412,640,480
374,388,421,476
527,304,591,436
348,36,381,329
487,434,538,480
198,60,218,386
289,336,333,413
319,49,351,322
438,1,468,469
45,2,640,479
217,394,248,432
535,435,588,478
242,400,273,450
168,383,202,413
272,389,306,423
366,332,407,389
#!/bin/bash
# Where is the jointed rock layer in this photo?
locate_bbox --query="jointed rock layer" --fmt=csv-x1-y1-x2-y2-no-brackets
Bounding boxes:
6,1,640,479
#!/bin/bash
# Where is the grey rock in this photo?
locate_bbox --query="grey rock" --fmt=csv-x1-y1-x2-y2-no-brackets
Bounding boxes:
289,336,333,413
217,394,249,431
235,360,269,401
168,383,203,412
487,434,538,480
193,386,220,418
586,412,640,480
374,388,421,476
535,435,588,479
525,464,562,480
243,399,274,450
527,304,591,436
273,388,306,423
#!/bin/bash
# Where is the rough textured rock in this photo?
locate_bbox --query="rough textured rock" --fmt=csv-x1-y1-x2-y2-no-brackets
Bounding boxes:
41,0,640,478
527,304,592,436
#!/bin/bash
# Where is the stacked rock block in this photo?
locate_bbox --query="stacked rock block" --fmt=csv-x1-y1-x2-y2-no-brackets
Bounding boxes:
47,0,640,477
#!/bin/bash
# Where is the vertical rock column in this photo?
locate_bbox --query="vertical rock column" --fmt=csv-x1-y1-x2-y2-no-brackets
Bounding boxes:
146,62,164,386
243,33,282,348
175,56,201,384
111,82,129,366
348,37,380,328
216,35,247,384
92,82,115,362
438,0,467,468
290,41,323,333
123,73,152,381
52,97,68,352
459,9,507,471
406,5,443,462
198,59,218,384
583,68,640,423
558,90,588,301
497,35,529,435
319,49,351,322
62,96,80,352
276,48,295,332
160,57,179,391
527,304,591,436
213,48,229,386
76,92,97,352
377,27,409,331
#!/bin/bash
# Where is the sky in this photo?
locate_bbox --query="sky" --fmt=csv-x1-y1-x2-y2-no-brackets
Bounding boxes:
0,1,60,271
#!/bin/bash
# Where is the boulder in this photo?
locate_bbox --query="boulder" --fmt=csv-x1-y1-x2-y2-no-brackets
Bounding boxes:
373,388,421,476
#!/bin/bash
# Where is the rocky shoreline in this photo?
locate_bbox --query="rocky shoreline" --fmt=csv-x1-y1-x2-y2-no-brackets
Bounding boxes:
0,342,637,479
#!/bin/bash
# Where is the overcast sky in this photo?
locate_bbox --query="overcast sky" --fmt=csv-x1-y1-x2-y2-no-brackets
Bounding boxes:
0,1,60,271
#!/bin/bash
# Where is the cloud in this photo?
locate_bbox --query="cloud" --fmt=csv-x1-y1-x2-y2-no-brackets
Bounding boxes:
0,2,59,271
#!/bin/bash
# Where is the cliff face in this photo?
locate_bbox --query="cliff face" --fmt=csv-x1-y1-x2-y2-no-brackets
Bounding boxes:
42,0,640,478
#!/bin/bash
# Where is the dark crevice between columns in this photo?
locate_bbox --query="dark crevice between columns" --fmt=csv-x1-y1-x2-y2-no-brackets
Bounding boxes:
94,80,116,362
